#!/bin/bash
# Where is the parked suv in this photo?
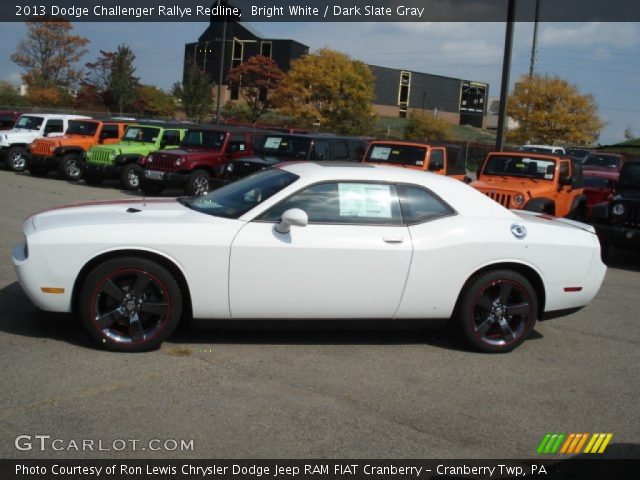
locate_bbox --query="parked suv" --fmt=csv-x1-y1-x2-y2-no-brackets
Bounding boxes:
590,161,640,260
139,125,266,196
0,113,89,171
0,111,21,130
471,152,587,219
223,133,369,182
82,123,187,189
362,140,467,181
26,119,128,179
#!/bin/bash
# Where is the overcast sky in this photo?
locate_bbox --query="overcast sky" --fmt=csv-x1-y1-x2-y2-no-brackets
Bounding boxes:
0,21,638,144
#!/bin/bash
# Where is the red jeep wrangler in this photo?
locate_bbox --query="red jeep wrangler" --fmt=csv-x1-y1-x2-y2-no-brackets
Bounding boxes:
139,126,265,196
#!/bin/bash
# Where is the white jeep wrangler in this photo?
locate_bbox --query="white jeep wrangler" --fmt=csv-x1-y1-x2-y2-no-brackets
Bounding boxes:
0,113,90,171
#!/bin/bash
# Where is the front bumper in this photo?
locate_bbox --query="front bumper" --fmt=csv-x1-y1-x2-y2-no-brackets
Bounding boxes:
143,169,189,187
27,154,59,169
82,162,122,177
593,223,640,249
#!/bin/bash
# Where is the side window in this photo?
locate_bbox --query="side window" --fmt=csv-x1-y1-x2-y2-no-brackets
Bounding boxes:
228,134,247,153
310,141,330,160
100,124,119,139
260,182,403,225
329,141,349,160
162,130,180,146
45,119,64,135
430,149,445,168
398,185,454,224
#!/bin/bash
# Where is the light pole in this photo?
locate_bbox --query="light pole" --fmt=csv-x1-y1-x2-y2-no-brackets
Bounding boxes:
529,0,540,79
496,0,516,152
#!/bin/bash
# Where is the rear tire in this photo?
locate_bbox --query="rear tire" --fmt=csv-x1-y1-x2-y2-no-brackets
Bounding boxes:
6,146,29,172
185,169,211,196
120,163,142,190
455,269,538,353
79,257,183,352
59,153,82,181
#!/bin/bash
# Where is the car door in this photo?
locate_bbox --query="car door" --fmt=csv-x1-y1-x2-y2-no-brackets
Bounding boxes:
229,181,413,318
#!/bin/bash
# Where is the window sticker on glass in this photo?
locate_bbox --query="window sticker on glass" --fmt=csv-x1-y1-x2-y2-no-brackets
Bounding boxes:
544,173,553,179
239,144,245,151
339,184,392,218
370,146,391,160
416,160,424,166
264,137,283,149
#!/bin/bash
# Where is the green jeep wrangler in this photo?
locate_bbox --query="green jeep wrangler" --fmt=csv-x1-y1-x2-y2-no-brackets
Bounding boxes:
82,123,187,190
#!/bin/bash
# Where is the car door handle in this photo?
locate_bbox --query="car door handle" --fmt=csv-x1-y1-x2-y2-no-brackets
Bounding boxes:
383,237,404,244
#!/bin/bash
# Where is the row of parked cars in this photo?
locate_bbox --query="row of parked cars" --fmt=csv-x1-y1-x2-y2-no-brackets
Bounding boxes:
1,111,637,259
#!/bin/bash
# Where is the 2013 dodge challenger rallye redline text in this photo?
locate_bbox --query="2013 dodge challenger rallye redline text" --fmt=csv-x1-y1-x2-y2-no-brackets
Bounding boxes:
12,162,606,353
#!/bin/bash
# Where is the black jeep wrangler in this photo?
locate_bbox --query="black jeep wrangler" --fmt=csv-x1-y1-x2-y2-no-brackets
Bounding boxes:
590,160,640,260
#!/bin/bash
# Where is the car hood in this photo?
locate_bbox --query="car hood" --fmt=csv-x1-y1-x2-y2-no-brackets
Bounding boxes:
155,148,221,157
95,142,154,155
472,177,551,192
28,199,219,232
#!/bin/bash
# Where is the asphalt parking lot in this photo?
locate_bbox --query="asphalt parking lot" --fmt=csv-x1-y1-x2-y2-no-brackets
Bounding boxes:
0,168,638,459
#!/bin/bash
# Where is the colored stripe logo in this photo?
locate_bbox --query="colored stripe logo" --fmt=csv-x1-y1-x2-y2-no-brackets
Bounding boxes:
537,433,613,454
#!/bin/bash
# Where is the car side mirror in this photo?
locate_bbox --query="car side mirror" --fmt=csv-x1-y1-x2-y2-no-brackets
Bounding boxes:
428,161,443,172
560,175,573,186
275,208,308,234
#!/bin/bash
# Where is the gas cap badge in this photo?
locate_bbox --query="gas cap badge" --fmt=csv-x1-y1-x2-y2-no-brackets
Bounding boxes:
511,223,527,239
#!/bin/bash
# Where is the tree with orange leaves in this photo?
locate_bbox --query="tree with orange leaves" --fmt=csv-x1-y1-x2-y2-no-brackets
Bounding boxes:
11,19,89,90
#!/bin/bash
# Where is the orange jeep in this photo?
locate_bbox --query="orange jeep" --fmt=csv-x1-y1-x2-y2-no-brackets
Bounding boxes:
27,119,128,180
471,151,587,219
362,140,467,181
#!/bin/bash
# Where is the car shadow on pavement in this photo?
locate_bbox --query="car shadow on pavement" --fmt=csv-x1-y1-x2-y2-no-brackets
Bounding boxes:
0,281,544,353
605,246,640,273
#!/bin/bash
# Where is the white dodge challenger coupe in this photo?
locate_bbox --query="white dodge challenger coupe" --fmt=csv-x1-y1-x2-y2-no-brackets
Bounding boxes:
13,162,606,353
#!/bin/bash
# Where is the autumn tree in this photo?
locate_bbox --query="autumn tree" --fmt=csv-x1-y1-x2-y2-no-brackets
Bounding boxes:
172,60,214,120
507,75,604,145
0,82,28,107
80,50,117,109
227,55,284,122
404,110,451,141
11,20,89,89
275,49,375,135
132,85,177,117
108,44,138,114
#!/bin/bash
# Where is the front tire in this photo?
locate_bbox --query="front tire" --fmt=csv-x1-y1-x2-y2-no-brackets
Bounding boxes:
120,163,142,190
59,153,83,181
79,257,183,352
6,146,29,172
186,169,211,196
456,269,538,353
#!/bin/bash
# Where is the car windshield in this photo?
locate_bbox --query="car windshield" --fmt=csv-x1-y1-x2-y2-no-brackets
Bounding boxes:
365,144,427,166
182,169,299,219
66,120,99,136
483,155,556,180
123,126,160,143
583,154,620,169
619,163,640,190
584,177,610,188
15,116,44,130
565,148,590,158
0,115,15,129
257,135,312,158
181,130,226,149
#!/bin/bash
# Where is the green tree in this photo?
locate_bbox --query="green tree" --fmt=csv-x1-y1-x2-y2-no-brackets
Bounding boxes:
0,81,28,107
108,44,138,114
132,85,177,117
227,55,284,122
11,19,89,89
172,60,214,120
275,49,375,135
507,74,604,145
404,110,451,141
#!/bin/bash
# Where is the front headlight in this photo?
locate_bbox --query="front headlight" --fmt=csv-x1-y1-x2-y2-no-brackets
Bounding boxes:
109,151,116,160
147,155,154,163
226,163,234,172
49,145,56,152
514,194,525,206
87,150,93,158
175,158,182,166
612,203,625,216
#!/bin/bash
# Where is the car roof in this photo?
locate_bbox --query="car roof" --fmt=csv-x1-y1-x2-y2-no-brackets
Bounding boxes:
19,113,90,120
277,162,512,219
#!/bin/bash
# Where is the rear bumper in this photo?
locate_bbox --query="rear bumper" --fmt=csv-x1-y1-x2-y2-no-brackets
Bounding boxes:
594,223,640,249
